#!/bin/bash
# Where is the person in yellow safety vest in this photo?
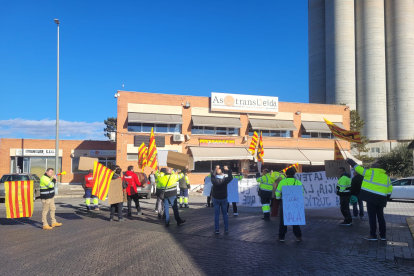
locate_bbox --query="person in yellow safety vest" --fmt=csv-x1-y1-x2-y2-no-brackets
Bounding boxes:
256,169,285,220
155,166,188,226
275,167,303,242
155,168,166,219
336,167,352,226
179,172,190,208
40,168,62,230
347,159,392,241
227,174,243,216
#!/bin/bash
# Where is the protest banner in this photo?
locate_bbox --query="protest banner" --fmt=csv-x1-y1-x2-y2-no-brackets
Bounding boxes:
282,185,306,225
107,178,123,205
204,172,339,209
202,177,212,196
295,171,339,208
324,160,351,178
238,178,261,207
227,179,239,203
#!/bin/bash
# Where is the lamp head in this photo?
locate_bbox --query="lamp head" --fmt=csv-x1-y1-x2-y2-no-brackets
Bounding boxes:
54,19,60,24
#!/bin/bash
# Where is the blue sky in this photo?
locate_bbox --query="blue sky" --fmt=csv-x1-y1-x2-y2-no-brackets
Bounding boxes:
0,0,308,140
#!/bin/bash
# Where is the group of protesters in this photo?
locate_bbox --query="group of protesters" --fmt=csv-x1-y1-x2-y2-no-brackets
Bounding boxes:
39,157,393,242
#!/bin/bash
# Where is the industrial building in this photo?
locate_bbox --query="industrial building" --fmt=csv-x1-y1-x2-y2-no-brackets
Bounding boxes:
308,0,414,143
115,91,360,184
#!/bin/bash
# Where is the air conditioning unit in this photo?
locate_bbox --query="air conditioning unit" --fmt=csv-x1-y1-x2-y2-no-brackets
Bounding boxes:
173,134,185,142
110,132,116,142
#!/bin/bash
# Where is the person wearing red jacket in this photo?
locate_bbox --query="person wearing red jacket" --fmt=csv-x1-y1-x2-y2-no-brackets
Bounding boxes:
124,166,143,217
82,169,99,211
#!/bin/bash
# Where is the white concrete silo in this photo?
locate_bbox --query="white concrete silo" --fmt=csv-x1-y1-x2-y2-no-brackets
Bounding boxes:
385,0,414,140
355,0,387,141
308,0,326,104
325,0,356,110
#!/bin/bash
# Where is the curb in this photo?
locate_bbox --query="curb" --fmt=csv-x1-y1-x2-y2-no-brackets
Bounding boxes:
406,217,414,241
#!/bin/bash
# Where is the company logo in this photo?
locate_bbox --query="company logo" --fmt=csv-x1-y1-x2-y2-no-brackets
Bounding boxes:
224,96,235,107
211,92,278,114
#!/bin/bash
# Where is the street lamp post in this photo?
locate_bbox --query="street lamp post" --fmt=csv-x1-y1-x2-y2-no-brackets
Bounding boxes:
54,19,60,192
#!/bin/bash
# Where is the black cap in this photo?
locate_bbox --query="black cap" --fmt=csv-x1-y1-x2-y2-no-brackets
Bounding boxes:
286,167,296,176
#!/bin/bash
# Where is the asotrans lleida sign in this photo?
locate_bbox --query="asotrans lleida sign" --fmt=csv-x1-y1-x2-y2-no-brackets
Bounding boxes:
211,92,278,114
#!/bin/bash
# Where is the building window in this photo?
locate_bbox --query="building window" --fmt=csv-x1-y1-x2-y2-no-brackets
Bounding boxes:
128,123,181,133
249,128,291,138
371,148,380,153
301,129,334,139
193,161,211,173
191,126,239,136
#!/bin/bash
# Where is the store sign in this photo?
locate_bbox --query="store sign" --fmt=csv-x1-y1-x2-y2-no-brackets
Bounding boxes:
211,92,278,114
16,149,56,156
199,139,235,147
89,150,116,156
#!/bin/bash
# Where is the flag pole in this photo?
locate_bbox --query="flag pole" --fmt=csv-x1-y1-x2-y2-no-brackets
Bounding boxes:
334,137,347,159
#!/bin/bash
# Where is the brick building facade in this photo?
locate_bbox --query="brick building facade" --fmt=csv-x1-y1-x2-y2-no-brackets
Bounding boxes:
0,139,116,184
116,91,356,184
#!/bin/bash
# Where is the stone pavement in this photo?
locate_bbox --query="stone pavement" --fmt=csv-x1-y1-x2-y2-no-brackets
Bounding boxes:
1,196,414,275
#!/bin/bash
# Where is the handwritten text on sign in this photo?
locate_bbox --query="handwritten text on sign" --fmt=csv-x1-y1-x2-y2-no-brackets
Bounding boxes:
282,185,306,225
295,171,339,208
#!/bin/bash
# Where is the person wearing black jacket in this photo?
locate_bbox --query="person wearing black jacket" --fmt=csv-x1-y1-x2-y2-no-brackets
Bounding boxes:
351,171,364,219
211,168,233,234
110,166,127,222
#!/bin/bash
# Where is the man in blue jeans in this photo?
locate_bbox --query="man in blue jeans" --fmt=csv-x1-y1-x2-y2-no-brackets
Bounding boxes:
211,167,233,234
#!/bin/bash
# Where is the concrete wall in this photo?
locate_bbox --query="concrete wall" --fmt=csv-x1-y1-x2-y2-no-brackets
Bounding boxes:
385,0,414,140
308,0,326,104
355,0,387,141
325,0,356,110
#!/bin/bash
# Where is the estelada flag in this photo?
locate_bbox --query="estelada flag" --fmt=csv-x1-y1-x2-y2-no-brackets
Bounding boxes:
5,180,34,218
282,163,299,174
138,142,148,171
324,118,362,144
248,131,258,155
92,161,114,200
334,141,344,160
147,128,158,170
257,132,264,164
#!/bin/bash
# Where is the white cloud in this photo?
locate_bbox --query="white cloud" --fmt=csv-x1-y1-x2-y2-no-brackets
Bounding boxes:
0,118,107,140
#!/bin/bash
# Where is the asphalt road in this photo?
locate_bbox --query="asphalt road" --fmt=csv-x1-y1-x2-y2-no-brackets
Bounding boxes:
1,196,414,275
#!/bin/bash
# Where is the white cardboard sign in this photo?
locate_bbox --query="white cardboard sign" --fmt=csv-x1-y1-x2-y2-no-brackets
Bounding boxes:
203,177,212,196
295,171,339,208
282,185,306,225
227,179,239,203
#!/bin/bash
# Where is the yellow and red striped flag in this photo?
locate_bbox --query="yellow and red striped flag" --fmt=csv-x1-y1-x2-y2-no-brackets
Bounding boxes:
92,161,114,200
324,118,362,144
248,131,258,155
257,132,264,164
334,141,344,160
282,163,299,174
147,127,158,170
5,180,34,218
138,142,148,171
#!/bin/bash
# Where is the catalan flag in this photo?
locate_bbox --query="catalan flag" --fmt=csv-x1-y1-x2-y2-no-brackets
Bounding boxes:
334,141,344,160
92,161,114,200
5,180,34,218
282,163,299,174
248,131,258,155
138,142,148,171
324,118,362,144
257,132,264,164
147,127,158,170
